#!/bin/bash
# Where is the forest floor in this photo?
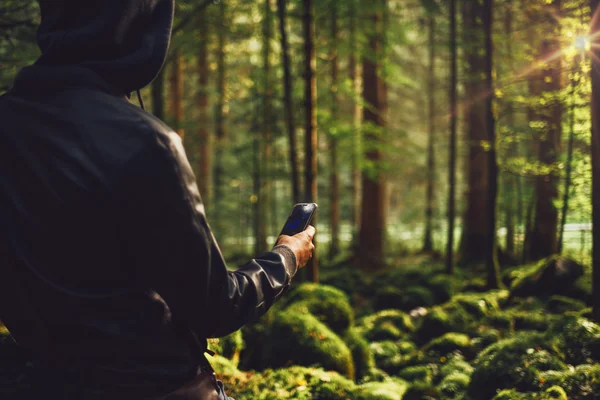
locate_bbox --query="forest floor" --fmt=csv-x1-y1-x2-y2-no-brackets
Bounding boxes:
0,253,597,399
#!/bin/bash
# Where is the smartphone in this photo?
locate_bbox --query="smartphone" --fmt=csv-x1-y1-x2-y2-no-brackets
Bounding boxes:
279,203,318,236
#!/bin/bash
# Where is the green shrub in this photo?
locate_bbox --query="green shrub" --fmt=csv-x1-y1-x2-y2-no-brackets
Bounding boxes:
397,365,434,385
546,295,587,314
344,328,375,381
538,364,600,399
547,316,600,365
422,332,472,359
281,283,354,335
357,309,414,341
468,332,567,400
264,311,355,379
234,366,357,400
438,371,470,399
354,379,409,400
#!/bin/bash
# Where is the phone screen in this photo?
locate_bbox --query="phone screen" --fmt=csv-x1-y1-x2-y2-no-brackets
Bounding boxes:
280,203,317,236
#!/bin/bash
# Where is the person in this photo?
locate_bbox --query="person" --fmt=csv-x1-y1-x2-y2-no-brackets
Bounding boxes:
0,0,315,399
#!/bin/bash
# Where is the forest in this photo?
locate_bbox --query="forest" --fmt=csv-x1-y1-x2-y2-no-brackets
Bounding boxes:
3,0,600,399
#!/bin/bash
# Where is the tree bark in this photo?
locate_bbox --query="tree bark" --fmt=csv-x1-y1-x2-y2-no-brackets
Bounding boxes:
349,0,362,236
303,0,318,282
446,0,457,275
359,0,387,269
590,0,600,322
528,0,562,261
483,0,501,289
558,56,579,253
168,50,184,138
277,0,300,204
328,4,340,260
423,12,436,253
458,0,488,267
214,0,227,217
197,7,212,208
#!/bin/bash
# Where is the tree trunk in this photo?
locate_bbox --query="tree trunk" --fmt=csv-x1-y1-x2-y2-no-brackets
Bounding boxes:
459,0,488,267
277,0,300,204
169,50,184,138
558,56,579,254
349,0,362,236
328,4,340,260
446,0,457,275
303,0,318,282
359,0,387,269
214,0,227,218
483,0,501,289
423,12,436,253
152,68,165,120
257,0,272,253
590,0,600,322
528,0,562,261
197,8,212,208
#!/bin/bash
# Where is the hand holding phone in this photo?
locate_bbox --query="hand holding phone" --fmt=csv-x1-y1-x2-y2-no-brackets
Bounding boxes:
276,203,317,269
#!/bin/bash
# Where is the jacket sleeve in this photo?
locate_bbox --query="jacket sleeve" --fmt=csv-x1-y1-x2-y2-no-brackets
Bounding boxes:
119,130,297,338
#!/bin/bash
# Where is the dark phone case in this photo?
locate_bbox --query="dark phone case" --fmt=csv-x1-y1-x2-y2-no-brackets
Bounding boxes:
279,203,317,236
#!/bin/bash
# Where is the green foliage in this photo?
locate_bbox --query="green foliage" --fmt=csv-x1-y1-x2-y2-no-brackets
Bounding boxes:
281,283,354,335
264,310,355,379
468,332,567,399
356,309,414,342
538,364,600,399
547,316,600,365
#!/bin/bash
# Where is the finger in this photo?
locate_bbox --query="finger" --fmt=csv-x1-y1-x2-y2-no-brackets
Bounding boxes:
304,225,316,240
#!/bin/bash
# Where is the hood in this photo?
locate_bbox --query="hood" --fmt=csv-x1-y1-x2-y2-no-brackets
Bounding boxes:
35,0,175,94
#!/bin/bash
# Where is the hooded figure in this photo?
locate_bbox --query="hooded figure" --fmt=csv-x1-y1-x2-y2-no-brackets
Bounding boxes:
0,1,314,399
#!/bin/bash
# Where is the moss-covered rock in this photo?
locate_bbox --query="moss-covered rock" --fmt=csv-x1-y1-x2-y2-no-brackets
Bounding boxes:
357,309,414,342
373,286,435,312
281,283,354,335
422,332,472,359
414,304,472,343
207,354,248,389
354,379,409,400
547,316,600,365
402,382,440,400
438,371,470,399
427,274,458,303
451,290,509,319
546,295,587,314
234,366,357,400
344,328,375,381
439,354,473,379
544,385,568,400
468,332,567,399
512,311,554,332
538,364,600,399
208,330,245,366
397,365,434,385
264,311,355,379
491,389,539,400
510,256,584,299
369,340,416,375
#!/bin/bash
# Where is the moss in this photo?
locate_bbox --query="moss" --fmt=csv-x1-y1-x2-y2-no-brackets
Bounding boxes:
439,354,473,379
357,309,414,342
208,330,245,366
369,340,416,375
546,295,587,314
207,354,248,389
538,364,600,399
264,311,355,379
402,382,440,400
438,371,470,399
373,286,435,312
491,389,539,400
547,316,600,365
451,290,509,319
320,268,374,300
282,283,354,335
471,327,501,352
544,385,568,400
468,332,567,399
422,332,472,358
427,274,458,303
344,328,375,381
414,305,472,343
239,309,275,370
397,365,434,385
482,312,513,331
234,366,357,400
510,256,584,299
513,311,554,332
354,379,409,400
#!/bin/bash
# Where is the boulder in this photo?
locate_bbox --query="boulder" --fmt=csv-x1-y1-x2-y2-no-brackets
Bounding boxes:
343,328,375,381
510,256,584,299
357,310,414,342
354,379,409,400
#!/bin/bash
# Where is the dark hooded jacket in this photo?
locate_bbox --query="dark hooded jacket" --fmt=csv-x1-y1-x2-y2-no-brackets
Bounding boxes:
0,1,297,398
